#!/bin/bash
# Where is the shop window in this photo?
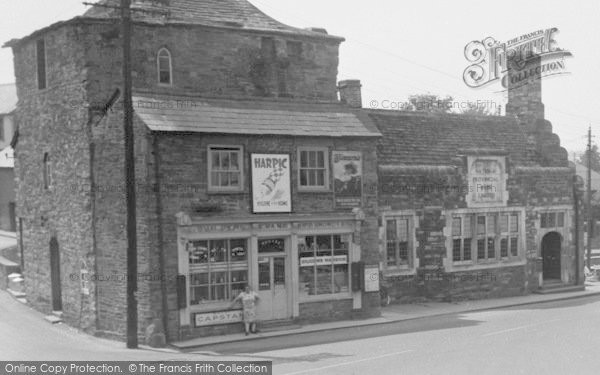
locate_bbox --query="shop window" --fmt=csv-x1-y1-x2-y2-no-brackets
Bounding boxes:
208,146,243,191
187,238,248,304
298,234,350,297
157,48,172,85
298,147,329,191
386,217,412,268
450,211,522,265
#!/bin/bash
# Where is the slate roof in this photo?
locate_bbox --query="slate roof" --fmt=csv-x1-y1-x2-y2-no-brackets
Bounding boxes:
83,0,342,40
0,84,17,115
133,95,381,137
369,110,530,166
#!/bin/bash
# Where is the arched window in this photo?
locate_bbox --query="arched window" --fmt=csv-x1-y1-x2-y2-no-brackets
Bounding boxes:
157,48,172,85
43,152,52,190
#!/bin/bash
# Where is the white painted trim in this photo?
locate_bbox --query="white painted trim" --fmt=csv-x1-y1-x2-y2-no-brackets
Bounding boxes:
206,144,244,192
380,210,420,275
297,146,330,192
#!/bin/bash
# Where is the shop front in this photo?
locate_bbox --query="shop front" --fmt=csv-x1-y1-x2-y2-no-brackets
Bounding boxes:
176,212,364,333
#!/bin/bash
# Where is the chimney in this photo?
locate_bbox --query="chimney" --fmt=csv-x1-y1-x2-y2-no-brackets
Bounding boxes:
505,53,545,125
338,80,362,108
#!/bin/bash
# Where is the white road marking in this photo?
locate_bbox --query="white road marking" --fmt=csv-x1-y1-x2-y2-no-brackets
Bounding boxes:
482,319,563,337
281,350,414,375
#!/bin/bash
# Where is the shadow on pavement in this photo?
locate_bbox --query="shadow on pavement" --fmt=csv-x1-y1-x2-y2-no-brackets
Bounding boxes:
184,314,483,356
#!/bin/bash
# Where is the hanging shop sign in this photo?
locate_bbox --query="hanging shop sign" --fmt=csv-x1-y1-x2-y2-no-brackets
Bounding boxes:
251,154,292,213
333,151,363,208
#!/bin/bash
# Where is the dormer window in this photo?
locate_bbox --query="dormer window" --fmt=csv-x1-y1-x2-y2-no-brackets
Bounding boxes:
157,48,172,85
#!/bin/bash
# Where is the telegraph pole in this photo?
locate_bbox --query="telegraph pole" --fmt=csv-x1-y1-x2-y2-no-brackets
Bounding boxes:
587,126,593,270
85,0,168,349
121,0,138,349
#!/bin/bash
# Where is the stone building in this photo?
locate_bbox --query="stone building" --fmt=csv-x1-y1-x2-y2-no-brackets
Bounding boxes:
5,0,381,342
0,83,16,232
365,55,584,303
5,0,583,344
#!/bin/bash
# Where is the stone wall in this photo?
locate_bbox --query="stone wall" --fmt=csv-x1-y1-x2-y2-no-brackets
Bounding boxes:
78,20,341,102
149,133,379,340
10,24,97,332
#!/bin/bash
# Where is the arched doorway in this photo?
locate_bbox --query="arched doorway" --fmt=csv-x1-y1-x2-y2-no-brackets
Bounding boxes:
49,237,62,312
541,232,561,280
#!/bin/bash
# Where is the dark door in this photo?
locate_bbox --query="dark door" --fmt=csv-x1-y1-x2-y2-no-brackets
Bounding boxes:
49,237,62,311
542,232,561,280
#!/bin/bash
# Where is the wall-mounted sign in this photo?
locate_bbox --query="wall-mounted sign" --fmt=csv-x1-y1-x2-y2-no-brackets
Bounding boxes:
251,154,292,213
195,310,243,327
364,265,380,292
299,255,348,267
467,156,507,207
333,151,363,208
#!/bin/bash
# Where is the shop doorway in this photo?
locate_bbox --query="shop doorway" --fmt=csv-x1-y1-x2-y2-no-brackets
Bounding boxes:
256,238,290,321
49,237,62,312
542,232,561,280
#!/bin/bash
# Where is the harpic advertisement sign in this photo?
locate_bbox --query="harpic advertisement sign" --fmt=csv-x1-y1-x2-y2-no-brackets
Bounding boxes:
251,154,292,213
467,156,508,207
333,151,363,208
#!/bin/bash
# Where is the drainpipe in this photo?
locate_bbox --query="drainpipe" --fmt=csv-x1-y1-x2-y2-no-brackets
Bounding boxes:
573,175,580,285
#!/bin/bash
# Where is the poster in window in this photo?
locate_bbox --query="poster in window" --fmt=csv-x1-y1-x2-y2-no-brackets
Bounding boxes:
333,151,363,208
251,154,292,213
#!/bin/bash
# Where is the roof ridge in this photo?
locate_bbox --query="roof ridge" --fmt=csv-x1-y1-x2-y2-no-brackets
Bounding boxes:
82,0,343,40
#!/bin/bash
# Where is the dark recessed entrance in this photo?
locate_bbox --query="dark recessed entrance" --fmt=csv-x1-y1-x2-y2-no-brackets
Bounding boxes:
49,237,62,312
541,232,561,280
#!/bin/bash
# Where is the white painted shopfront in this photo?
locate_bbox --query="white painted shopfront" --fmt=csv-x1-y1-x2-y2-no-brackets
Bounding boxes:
176,212,364,328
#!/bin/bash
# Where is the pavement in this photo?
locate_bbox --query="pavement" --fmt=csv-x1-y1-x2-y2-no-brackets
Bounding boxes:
172,279,600,351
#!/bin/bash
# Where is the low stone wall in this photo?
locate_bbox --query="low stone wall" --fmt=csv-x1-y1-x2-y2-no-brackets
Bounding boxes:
0,255,20,290
382,265,527,303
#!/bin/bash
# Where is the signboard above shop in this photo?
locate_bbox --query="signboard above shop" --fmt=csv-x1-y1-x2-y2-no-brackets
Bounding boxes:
251,154,292,214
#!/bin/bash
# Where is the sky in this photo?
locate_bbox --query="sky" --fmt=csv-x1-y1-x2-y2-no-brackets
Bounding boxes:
0,0,598,154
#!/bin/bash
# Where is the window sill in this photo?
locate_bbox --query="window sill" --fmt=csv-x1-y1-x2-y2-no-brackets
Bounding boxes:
383,267,417,277
447,258,526,272
299,293,353,303
189,302,236,313
206,189,245,195
297,188,331,194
